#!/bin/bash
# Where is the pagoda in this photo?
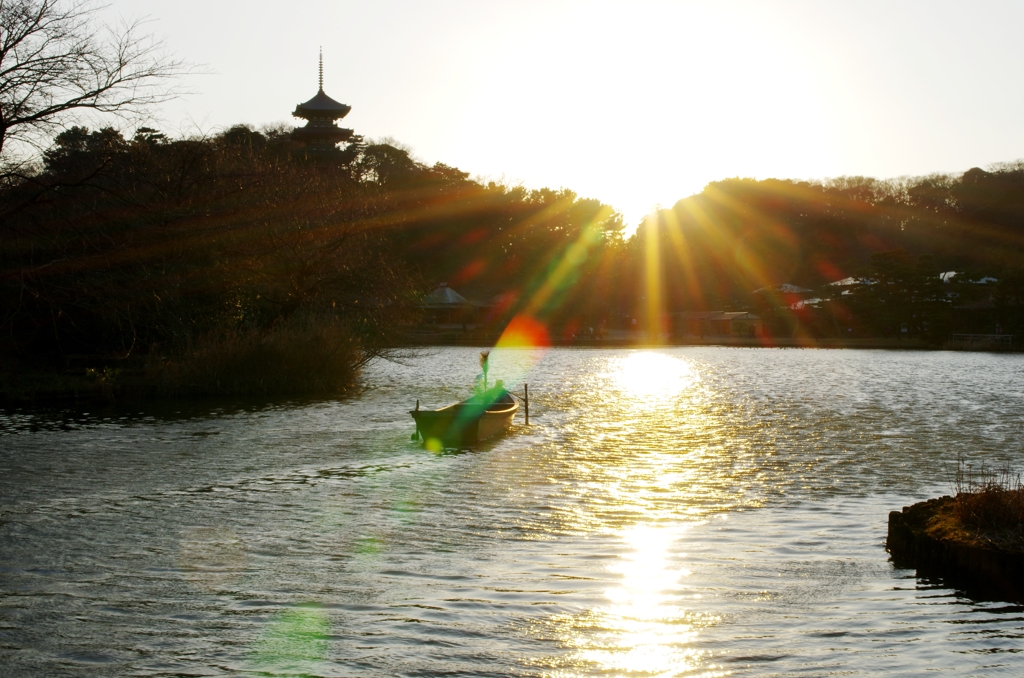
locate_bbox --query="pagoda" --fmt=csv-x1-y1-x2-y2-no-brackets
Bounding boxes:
292,50,354,152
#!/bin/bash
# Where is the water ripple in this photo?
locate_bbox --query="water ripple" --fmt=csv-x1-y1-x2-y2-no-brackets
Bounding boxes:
2,347,1023,676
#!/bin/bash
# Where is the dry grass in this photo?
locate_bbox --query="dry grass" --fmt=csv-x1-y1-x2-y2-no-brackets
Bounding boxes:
946,458,1024,550
162,316,363,397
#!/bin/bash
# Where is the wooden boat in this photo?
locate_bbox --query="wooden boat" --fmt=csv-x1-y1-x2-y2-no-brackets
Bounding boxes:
411,390,518,447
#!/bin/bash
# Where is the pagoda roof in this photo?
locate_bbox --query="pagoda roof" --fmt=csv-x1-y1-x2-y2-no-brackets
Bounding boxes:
293,89,351,119
291,125,353,143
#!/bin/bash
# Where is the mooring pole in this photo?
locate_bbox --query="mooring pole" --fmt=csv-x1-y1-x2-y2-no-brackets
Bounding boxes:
411,399,422,441
524,383,529,425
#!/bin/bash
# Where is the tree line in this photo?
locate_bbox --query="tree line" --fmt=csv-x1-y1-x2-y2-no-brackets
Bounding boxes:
630,171,1024,341
4,123,1024,380
0,122,630,393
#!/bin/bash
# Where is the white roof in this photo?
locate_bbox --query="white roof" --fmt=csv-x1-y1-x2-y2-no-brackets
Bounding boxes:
791,298,822,309
940,272,998,284
753,283,813,294
422,283,469,305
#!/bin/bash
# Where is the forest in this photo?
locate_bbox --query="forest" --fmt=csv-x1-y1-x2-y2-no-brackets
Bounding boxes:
0,124,630,395
3,122,1024,398
632,169,1024,341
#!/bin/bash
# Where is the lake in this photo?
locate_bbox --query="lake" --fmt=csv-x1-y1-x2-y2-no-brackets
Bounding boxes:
2,347,1023,676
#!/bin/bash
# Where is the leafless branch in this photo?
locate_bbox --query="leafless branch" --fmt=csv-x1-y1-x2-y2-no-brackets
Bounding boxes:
0,0,191,174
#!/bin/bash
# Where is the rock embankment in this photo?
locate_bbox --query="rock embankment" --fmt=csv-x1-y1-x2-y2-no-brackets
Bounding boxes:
887,496,1024,602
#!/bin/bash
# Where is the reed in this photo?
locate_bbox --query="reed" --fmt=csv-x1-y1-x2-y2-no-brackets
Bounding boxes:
950,458,1024,549
162,315,363,397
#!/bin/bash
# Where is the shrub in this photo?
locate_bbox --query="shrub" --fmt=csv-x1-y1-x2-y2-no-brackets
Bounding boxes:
951,458,1024,547
163,315,363,397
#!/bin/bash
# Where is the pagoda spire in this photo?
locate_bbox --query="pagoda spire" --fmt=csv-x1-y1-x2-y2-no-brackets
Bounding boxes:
292,49,354,153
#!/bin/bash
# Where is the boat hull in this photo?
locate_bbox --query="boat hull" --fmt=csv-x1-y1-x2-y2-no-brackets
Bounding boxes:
411,396,518,447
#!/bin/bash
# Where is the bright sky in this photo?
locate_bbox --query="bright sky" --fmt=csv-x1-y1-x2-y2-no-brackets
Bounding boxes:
105,0,1024,233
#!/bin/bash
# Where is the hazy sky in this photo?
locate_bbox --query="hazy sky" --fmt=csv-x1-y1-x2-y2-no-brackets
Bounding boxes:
105,0,1024,231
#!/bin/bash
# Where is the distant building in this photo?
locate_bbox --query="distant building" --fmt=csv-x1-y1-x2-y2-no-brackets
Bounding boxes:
828,277,875,295
418,283,483,325
672,311,763,338
754,283,817,311
291,50,355,153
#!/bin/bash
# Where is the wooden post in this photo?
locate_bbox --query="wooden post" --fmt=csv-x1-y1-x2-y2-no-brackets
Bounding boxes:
524,383,529,425
411,399,421,441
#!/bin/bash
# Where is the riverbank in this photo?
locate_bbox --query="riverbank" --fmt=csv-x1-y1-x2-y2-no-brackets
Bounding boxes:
888,495,1024,602
2,334,1018,407
407,328,946,350
0,355,158,407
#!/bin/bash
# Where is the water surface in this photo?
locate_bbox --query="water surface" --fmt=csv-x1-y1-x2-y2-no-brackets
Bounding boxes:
2,347,1023,676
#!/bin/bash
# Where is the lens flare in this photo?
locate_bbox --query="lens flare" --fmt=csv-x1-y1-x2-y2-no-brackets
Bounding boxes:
487,314,551,388
496,314,550,351
451,257,486,286
251,604,330,673
644,212,665,342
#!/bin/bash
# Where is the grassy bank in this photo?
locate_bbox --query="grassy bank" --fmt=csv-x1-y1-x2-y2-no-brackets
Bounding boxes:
0,316,368,406
0,358,105,405
3,329,1018,407
887,461,1024,602
938,462,1024,551
161,319,362,398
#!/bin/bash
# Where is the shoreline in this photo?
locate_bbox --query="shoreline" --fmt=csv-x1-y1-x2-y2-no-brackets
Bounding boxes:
2,338,1019,408
887,496,1024,603
405,333,1017,351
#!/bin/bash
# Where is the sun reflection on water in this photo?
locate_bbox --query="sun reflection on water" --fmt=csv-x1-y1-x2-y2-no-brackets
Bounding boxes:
540,523,725,677
611,352,699,405
529,350,731,674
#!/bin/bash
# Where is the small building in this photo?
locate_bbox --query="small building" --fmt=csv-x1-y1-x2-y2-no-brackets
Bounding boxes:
672,311,763,338
418,283,482,325
828,277,875,297
754,282,814,298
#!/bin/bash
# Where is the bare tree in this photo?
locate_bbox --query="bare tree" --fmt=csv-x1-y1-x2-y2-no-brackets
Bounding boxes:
0,0,187,178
